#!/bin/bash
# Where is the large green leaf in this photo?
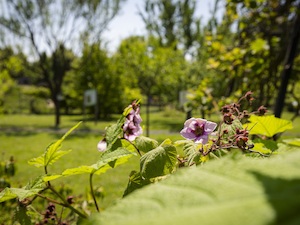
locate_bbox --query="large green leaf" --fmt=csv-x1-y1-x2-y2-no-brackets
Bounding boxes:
62,148,133,176
140,140,177,179
0,176,45,202
243,115,293,137
135,136,159,153
84,148,300,225
28,122,81,167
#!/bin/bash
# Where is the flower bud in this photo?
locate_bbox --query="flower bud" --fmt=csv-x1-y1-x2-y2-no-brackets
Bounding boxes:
67,196,74,204
245,91,254,103
257,105,267,116
223,113,234,125
236,136,248,149
221,105,231,114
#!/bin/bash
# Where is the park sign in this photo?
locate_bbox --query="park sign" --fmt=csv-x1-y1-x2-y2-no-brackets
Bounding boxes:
84,89,97,107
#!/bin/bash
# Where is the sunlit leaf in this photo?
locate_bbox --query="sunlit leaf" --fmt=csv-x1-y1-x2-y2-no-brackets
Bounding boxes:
135,136,159,153
28,122,81,167
43,174,63,182
62,148,133,176
243,115,293,137
251,143,272,154
283,138,300,147
250,38,268,53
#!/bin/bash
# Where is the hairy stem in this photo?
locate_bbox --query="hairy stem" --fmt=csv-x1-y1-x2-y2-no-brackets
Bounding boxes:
49,186,87,219
90,173,100,212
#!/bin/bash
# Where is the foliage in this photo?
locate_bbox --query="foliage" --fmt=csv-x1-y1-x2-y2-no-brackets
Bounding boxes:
0,0,125,127
0,93,299,224
84,147,300,225
201,0,300,111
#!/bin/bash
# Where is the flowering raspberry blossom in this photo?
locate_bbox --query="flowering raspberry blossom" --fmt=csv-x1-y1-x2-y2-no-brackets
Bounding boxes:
123,102,142,141
180,118,217,144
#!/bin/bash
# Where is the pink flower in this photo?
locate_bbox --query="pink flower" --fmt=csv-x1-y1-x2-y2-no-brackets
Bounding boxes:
123,101,143,141
123,119,142,141
180,118,217,144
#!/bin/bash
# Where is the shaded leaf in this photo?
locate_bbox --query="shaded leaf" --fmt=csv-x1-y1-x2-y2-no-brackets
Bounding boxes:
123,171,151,197
140,142,177,179
84,148,300,225
13,205,31,225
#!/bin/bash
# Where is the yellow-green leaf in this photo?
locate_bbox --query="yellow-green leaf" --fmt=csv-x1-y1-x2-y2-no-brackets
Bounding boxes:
243,115,293,137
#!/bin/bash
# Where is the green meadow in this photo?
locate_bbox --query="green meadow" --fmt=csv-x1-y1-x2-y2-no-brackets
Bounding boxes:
0,108,299,211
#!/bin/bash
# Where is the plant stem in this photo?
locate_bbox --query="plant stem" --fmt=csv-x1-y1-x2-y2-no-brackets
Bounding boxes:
49,185,88,219
123,138,141,156
90,173,100,212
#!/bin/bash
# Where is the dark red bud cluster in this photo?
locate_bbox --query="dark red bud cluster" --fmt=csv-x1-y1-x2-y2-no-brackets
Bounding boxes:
67,196,74,204
257,105,267,116
234,128,251,150
223,113,234,125
242,110,250,119
244,91,254,104
236,136,249,149
221,105,231,114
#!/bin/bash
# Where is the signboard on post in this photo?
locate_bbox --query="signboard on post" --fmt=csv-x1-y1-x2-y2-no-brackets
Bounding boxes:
83,89,98,124
84,89,97,107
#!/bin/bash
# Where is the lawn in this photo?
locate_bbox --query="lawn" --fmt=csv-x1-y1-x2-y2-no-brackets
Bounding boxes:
0,107,299,214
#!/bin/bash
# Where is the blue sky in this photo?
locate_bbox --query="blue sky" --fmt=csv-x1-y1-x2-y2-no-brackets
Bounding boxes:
102,0,224,52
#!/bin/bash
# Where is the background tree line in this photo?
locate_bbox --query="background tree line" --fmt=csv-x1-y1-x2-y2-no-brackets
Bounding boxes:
0,0,299,128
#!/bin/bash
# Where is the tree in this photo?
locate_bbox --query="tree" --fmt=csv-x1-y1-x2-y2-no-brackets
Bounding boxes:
199,0,300,111
139,0,199,54
0,0,125,128
0,47,30,113
114,36,188,135
72,43,133,118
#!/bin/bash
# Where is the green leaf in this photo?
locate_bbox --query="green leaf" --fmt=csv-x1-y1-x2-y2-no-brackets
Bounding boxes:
0,188,18,202
28,122,81,167
182,140,201,166
13,205,31,225
250,38,268,54
105,117,125,151
243,115,293,137
283,138,300,147
43,174,63,182
84,148,300,225
62,148,133,176
140,142,177,179
123,171,151,197
135,136,159,153
251,143,272,154
0,176,45,203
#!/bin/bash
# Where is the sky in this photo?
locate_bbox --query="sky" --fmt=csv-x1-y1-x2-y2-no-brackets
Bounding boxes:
102,0,224,52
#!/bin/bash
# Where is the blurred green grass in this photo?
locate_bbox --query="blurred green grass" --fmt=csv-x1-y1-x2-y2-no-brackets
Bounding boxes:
0,108,299,211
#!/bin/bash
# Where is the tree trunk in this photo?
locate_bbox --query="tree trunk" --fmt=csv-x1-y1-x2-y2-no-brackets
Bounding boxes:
53,98,60,129
274,8,300,118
